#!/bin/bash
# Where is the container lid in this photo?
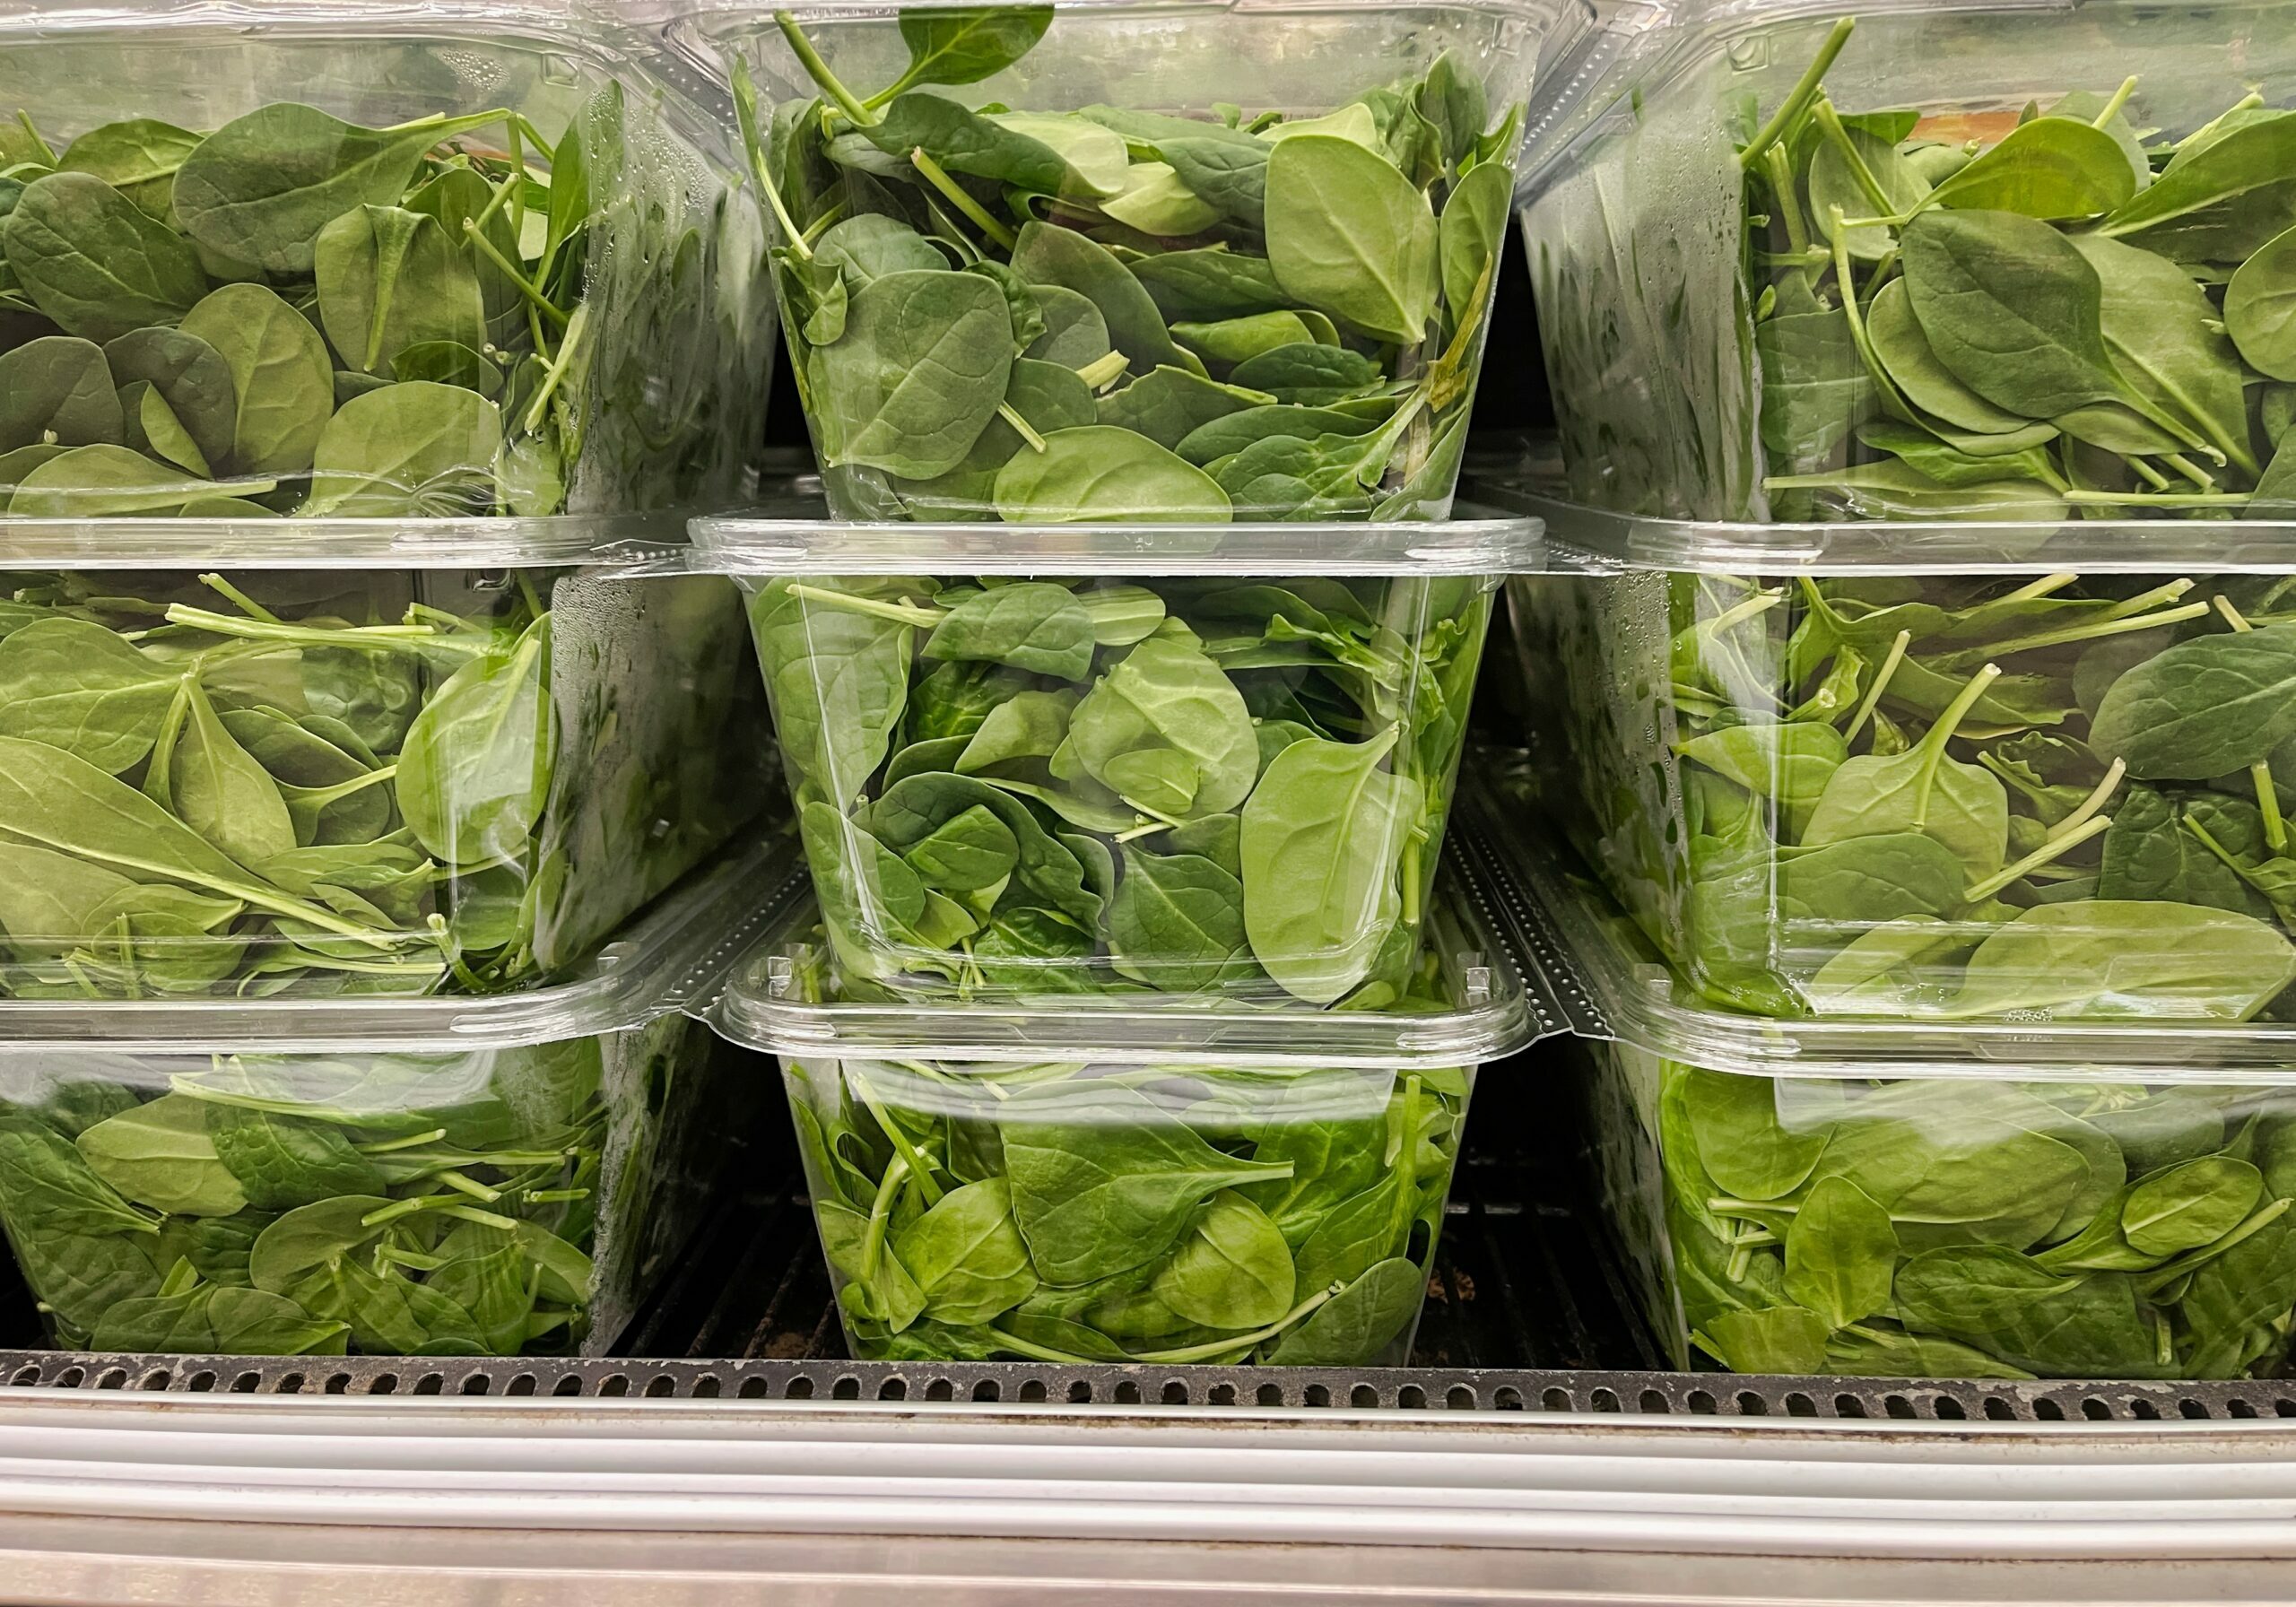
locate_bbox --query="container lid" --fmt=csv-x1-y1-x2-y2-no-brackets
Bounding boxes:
708,867,1535,1070
1456,755,2296,1084
0,831,804,1053
1468,472,2296,576
690,499,1544,578
0,518,691,570
0,0,590,43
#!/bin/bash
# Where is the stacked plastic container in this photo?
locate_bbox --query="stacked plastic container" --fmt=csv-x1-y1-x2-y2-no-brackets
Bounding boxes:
1501,0,2296,1380
0,0,788,1356
652,0,1570,1366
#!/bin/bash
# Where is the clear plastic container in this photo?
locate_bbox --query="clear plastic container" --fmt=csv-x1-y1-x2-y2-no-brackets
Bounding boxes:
667,0,1567,522
1516,0,2296,522
692,508,1540,1004
0,0,774,529
709,868,1528,1366
0,560,770,1000
1458,768,2296,1381
1491,481,2296,1023
0,832,800,1358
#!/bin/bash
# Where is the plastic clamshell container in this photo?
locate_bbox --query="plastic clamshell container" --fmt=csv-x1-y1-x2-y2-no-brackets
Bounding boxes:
0,0,774,532
0,832,801,1359
709,867,1529,1367
1457,766,2296,1382
0,558,771,1001
668,0,1569,523
693,506,1540,1006
1515,0,2296,523
1488,481,2296,1025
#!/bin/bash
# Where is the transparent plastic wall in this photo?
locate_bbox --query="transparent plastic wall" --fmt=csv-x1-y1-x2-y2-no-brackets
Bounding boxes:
778,1051,1474,1366
0,566,770,1000
682,0,1563,522
1588,1039,2296,1381
698,506,1539,1004
1517,0,2296,520
715,870,1529,1368
0,5,774,522
1509,559,2296,1023
0,1020,746,1356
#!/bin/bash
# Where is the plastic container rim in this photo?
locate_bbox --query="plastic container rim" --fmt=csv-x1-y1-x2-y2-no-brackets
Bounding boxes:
688,501,1544,577
1459,759,2296,1086
1468,476,2296,577
0,833,805,1055
709,869,1535,1070
658,0,1577,41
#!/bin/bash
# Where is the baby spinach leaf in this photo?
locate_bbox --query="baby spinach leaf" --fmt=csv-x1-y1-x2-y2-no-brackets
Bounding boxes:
0,616,178,773
395,616,552,869
813,268,1013,479
173,105,504,275
0,335,122,453
178,282,335,475
992,425,1231,522
1900,208,2126,421
1152,1190,1295,1328
77,1095,248,1218
313,205,487,376
1239,726,1422,1004
302,381,500,517
2,171,207,341
1264,135,1437,345
1001,1081,1294,1283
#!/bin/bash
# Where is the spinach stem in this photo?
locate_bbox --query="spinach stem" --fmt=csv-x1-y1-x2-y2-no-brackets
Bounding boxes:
2163,452,2222,489
13,110,55,166
1910,664,2002,826
197,572,284,624
997,401,1048,453
732,56,813,259
2211,598,2292,850
785,581,945,629
1842,628,1910,747
909,149,1018,251
1811,99,1897,217
462,221,572,327
1737,16,1857,172
776,13,879,128
164,604,491,659
2093,75,2139,129
2045,757,2125,843
1076,351,1131,391
2063,490,2253,507
850,1067,946,1208
523,301,589,434
1996,572,2078,604
1944,598,2210,664
358,1128,451,1154
1761,144,1811,259
1828,214,1912,417
860,1153,910,1284
1132,1283,1343,1363
1962,812,2109,903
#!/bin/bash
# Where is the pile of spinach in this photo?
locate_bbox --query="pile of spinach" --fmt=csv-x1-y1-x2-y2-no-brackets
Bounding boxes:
1662,567,2296,1019
1747,18,2296,519
752,570,1491,1003
0,1041,605,1356
0,569,566,998
787,1039,1467,1366
0,85,737,517
735,8,1519,522
1661,1062,2296,1380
